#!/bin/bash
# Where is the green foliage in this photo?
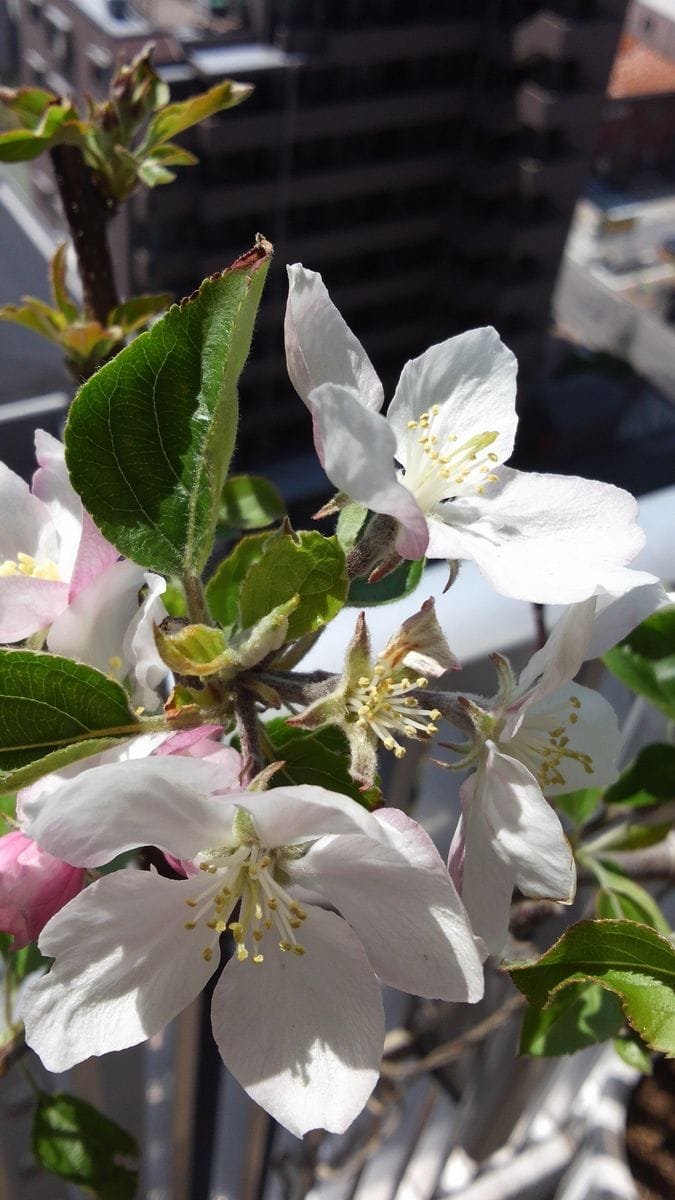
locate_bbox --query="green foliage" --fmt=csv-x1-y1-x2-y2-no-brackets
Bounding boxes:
206,531,268,631
219,475,286,532
33,1092,138,1199
347,557,425,606
556,787,602,825
0,650,139,781
519,981,624,1056
508,919,675,1057
0,51,251,203
263,719,381,808
603,606,675,719
613,1029,653,1074
594,865,670,934
66,242,272,576
239,530,348,643
604,743,675,808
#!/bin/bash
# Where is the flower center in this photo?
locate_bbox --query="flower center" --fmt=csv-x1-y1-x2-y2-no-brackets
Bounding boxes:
0,552,61,581
346,660,441,758
402,405,501,509
182,840,307,966
508,694,594,790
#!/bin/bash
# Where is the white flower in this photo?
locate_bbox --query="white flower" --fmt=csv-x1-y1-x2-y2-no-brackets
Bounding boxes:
285,265,650,604
20,762,483,1136
445,598,621,954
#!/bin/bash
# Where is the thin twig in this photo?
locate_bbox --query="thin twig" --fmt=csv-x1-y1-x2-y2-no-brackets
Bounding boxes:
380,993,526,1080
234,686,264,785
49,143,120,328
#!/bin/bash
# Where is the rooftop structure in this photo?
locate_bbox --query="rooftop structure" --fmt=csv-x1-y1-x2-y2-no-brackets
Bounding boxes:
11,0,628,491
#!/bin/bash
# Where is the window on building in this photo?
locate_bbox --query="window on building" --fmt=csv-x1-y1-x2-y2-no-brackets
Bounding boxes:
85,44,113,91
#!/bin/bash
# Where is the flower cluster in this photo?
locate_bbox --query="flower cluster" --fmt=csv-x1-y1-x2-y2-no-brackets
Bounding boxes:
0,262,668,1145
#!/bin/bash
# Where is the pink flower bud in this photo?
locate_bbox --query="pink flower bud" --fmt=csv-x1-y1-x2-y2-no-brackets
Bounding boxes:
0,832,85,949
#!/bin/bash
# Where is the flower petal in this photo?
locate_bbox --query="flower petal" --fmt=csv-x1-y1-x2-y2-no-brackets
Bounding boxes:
22,757,233,866
122,570,169,710
453,791,516,956
478,745,576,901
31,431,82,579
285,264,384,411
21,871,218,1072
586,580,672,661
0,457,57,564
515,598,596,707
47,559,147,674
0,574,68,642
291,809,484,1002
241,784,385,849
435,467,646,604
310,383,429,559
211,905,384,1136
387,328,518,470
520,684,620,796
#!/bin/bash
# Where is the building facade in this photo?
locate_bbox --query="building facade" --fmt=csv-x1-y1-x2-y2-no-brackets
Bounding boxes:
10,0,627,487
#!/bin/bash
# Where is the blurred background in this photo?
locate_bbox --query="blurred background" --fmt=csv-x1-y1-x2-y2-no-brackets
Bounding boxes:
1,0,675,508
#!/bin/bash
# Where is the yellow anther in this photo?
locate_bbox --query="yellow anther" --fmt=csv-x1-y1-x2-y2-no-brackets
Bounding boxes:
203,947,213,962
185,899,198,907
253,953,264,964
407,420,418,430
279,940,293,952
394,746,406,759
292,945,306,956
108,655,123,671
253,929,264,941
267,898,278,910
569,713,578,724
236,944,249,962
570,696,581,708
184,920,196,930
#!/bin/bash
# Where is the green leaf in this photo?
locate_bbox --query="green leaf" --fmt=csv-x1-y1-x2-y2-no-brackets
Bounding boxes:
107,292,171,332
556,787,602,824
8,940,49,985
603,607,675,719
33,1092,138,1200
595,865,670,934
205,531,268,631
0,101,83,161
264,719,381,808
137,158,176,187
219,474,286,531
65,241,272,575
143,79,252,154
604,743,675,809
507,919,675,1057
596,823,671,852
347,557,425,606
519,981,623,1056
613,1029,653,1074
0,650,140,778
0,792,15,824
239,530,348,643
49,243,79,321
336,502,368,552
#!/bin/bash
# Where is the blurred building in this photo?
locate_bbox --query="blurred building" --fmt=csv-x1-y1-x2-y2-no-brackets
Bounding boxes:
9,0,627,488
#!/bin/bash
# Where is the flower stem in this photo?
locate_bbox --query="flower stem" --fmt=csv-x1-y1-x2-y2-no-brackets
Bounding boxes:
183,573,211,626
233,685,264,786
49,143,120,328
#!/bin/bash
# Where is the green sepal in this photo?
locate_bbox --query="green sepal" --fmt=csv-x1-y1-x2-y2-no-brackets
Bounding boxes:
347,556,425,606
263,719,381,808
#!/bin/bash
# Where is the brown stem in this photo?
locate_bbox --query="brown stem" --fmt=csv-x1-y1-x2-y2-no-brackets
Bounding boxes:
49,143,119,325
234,685,264,786
183,574,211,626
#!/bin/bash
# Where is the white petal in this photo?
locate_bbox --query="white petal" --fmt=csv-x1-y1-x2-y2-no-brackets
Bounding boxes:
23,758,232,866
310,383,429,559
388,328,518,470
240,784,385,849
21,871,217,1072
292,810,483,1002
285,264,384,411
515,598,596,706
586,580,672,660
440,467,645,604
0,459,58,562
478,746,576,901
520,684,620,796
454,791,516,957
0,575,69,642
211,905,383,1136
47,559,146,673
122,571,169,710
31,431,82,578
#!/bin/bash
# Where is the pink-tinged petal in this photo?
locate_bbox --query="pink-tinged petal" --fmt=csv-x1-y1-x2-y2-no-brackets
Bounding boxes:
285,264,384,412
291,809,484,1002
388,328,518,470
122,571,168,710
239,784,385,850
0,575,69,641
21,871,218,1072
439,467,646,604
211,905,384,1136
68,511,119,598
455,781,517,956
31,431,81,577
47,559,146,674
518,684,620,796
310,383,429,559
22,758,233,866
586,580,672,661
0,832,84,949
478,745,576,901
0,459,57,564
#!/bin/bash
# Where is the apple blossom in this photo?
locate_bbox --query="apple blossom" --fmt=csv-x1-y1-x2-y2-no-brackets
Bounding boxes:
443,597,621,954
290,598,458,785
19,761,483,1136
0,831,84,949
285,264,650,604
